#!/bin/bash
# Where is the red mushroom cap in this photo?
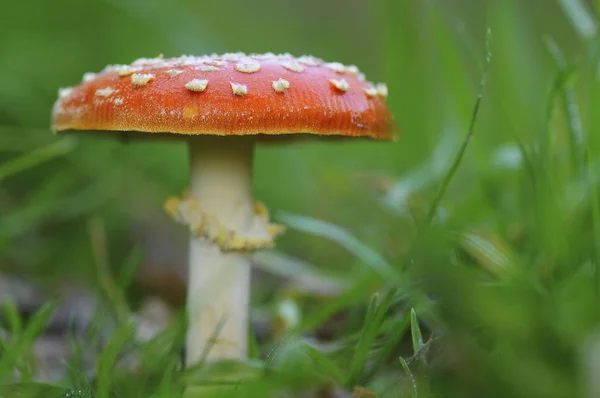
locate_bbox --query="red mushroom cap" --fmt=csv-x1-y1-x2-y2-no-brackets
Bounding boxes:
51,53,397,140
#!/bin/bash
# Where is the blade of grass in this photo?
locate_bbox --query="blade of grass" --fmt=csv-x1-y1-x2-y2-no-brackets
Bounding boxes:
427,2,473,123
557,0,597,40
383,132,460,215
443,7,539,190
347,289,396,388
65,333,92,390
426,28,492,222
96,322,135,398
410,308,425,364
544,35,586,172
0,175,73,244
2,301,22,336
21,302,56,343
253,251,347,296
278,212,399,284
88,216,131,325
265,273,385,369
0,126,57,151
457,232,513,276
362,309,411,382
0,138,75,182
156,360,180,398
249,327,260,360
0,302,57,379
302,343,346,385
117,245,143,291
295,273,382,333
346,294,379,387
138,310,186,373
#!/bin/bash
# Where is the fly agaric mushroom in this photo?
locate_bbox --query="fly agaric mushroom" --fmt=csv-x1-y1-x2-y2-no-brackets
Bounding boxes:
51,52,397,366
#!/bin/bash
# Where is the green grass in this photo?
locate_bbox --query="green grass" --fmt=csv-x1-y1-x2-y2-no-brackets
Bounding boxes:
3,0,600,397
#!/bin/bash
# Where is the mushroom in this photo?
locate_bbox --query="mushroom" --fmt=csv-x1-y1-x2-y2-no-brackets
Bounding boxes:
51,53,397,366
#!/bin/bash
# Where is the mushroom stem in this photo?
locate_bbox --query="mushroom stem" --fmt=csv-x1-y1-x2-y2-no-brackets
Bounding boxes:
186,136,255,365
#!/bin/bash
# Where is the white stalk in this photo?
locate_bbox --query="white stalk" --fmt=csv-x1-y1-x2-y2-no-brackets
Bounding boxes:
185,136,255,365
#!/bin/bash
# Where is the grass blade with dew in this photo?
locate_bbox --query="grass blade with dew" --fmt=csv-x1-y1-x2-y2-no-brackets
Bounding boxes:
444,7,538,190
0,138,75,182
399,356,419,398
382,131,460,216
426,28,492,222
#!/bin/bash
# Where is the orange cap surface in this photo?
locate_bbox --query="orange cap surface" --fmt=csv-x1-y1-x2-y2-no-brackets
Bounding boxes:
51,53,397,140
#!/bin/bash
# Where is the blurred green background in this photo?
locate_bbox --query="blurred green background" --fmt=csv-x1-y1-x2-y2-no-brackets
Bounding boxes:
3,0,600,397
0,0,549,279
